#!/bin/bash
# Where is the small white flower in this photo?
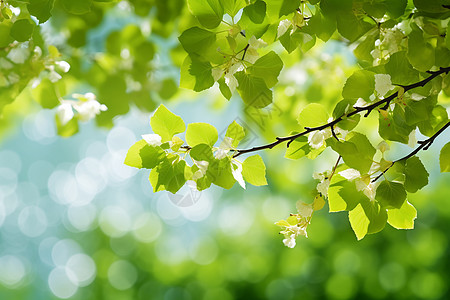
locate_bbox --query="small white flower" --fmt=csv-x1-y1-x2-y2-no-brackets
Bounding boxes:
231,161,246,189
355,178,379,201
142,134,162,147
283,235,296,248
245,36,267,63
410,93,426,101
308,131,326,149
317,179,330,196
212,68,224,81
338,168,361,181
72,93,107,121
377,141,390,153
55,60,71,73
48,66,62,82
277,19,291,38
6,47,29,64
354,98,368,108
192,160,209,180
57,102,74,125
375,74,393,97
215,137,233,159
225,73,238,92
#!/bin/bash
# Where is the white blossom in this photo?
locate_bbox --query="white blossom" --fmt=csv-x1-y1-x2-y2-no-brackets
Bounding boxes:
316,179,330,196
55,60,71,73
339,168,361,181
375,74,393,97
192,160,209,180
354,98,368,108
57,102,74,125
215,137,233,159
142,134,162,147
231,161,246,189
245,36,267,63
377,141,390,153
212,68,224,81
72,93,107,121
408,130,416,148
48,66,62,82
283,235,296,248
277,19,291,38
6,47,29,64
355,177,379,201
308,130,331,149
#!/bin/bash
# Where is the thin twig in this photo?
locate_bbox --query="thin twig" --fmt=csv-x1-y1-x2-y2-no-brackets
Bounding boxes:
232,66,450,158
371,120,450,182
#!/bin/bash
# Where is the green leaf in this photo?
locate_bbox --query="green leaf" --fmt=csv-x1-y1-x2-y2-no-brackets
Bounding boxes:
0,23,13,48
279,28,316,54
297,103,329,129
342,70,375,100
189,54,215,92
187,0,224,29
440,142,450,172
31,78,60,109
152,157,189,193
354,31,378,62
124,140,166,169
446,25,450,50
247,51,283,88
279,0,300,17
385,0,407,18
348,203,369,240
178,27,216,55
362,200,388,235
332,100,360,130
404,99,430,126
222,0,246,17
10,19,35,42
385,52,419,85
225,121,245,148
207,157,236,189
60,0,93,14
387,201,417,229
242,155,267,186
328,132,376,174
336,11,373,42
186,123,218,147
150,105,186,142
243,0,266,24
378,105,415,144
218,78,232,100
234,71,272,108
190,144,214,161
28,0,55,23
404,156,429,193
328,174,364,212
285,136,311,160
307,10,336,42
375,181,407,209
407,25,435,72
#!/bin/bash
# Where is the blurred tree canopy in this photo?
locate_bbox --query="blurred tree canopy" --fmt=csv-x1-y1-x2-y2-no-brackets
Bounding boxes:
1,1,450,298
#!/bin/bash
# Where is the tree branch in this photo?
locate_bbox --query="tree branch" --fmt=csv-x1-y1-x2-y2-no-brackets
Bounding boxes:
371,120,450,182
233,66,450,158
